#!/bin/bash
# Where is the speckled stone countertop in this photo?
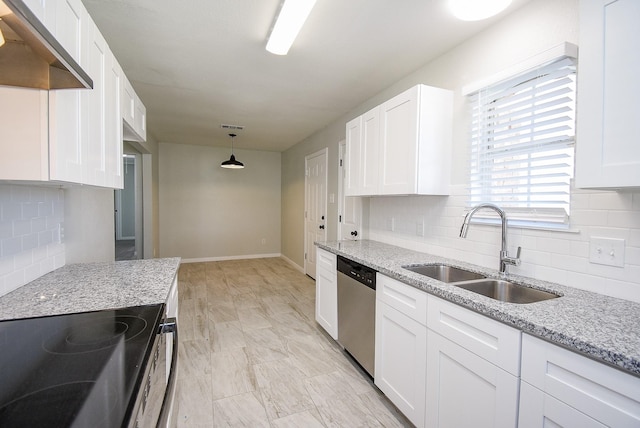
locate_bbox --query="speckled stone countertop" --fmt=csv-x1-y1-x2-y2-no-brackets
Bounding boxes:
317,240,640,377
0,257,181,321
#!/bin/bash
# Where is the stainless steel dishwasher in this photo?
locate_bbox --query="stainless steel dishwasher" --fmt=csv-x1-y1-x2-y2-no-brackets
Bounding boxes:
337,255,377,378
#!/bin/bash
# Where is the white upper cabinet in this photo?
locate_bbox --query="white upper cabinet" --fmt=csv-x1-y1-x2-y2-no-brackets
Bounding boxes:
122,76,147,143
575,0,640,188
46,0,88,184
344,84,453,196
0,0,130,189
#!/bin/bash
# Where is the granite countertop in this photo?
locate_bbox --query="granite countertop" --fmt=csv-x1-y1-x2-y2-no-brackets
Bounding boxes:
317,239,640,377
0,257,181,321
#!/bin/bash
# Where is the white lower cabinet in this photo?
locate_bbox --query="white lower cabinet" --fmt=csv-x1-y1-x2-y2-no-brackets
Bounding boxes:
426,329,520,428
315,248,338,339
375,274,427,427
519,334,640,427
519,381,605,428
425,296,520,428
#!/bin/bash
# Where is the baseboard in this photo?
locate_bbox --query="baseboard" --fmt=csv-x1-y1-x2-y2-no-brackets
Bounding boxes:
181,253,282,264
280,254,304,273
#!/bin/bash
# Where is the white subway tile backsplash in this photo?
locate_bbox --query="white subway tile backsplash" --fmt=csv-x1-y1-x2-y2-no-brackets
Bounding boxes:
607,210,640,229
0,184,65,297
368,184,640,302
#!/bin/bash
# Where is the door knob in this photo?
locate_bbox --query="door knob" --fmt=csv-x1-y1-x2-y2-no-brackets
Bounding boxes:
319,225,325,230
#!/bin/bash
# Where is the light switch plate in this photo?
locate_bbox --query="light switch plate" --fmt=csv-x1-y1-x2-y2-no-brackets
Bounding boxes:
589,237,625,267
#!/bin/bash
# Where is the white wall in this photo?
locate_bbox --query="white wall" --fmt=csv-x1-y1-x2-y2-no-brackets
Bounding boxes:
363,0,640,302
64,185,116,263
159,142,281,261
282,0,640,302
0,184,65,297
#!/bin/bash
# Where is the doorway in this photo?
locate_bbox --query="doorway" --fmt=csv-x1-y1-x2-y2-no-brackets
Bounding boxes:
115,152,142,260
304,148,328,279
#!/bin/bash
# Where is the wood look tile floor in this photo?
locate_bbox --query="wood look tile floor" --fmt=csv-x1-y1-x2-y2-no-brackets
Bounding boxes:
175,258,412,427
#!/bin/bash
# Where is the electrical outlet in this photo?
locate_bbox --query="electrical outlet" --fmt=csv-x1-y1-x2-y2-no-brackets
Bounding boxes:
261,238,266,245
416,219,424,237
589,237,625,267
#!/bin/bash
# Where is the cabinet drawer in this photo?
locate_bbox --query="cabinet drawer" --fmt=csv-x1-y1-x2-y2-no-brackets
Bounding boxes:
316,248,336,271
376,274,427,325
519,380,605,428
427,296,521,375
521,334,640,427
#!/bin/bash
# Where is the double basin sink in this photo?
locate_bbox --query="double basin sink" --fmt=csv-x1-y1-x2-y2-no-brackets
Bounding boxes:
403,264,558,304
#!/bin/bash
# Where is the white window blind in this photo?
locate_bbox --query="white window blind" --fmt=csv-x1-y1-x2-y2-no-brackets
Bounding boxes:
467,56,576,227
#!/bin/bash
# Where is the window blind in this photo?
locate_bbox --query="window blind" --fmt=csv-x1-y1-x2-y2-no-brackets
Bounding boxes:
467,57,576,226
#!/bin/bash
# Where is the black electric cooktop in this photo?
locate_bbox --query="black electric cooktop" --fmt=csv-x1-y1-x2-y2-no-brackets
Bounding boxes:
0,304,164,427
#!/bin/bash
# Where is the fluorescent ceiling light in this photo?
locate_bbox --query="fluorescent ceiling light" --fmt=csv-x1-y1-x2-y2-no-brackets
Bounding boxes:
448,0,512,21
266,0,317,55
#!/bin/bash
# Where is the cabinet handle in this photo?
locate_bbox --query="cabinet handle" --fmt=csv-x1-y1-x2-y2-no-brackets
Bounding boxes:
351,231,358,236
319,225,325,230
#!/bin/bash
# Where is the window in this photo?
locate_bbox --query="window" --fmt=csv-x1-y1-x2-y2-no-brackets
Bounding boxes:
466,56,576,228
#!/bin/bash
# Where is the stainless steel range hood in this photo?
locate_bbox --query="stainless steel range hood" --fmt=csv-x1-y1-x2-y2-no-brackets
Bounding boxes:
0,0,92,89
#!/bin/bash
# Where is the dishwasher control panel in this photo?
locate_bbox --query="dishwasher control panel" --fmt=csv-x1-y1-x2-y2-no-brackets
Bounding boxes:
337,256,376,289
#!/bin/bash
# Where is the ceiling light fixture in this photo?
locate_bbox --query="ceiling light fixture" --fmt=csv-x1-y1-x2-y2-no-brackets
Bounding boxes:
448,0,512,21
221,133,244,169
266,0,317,55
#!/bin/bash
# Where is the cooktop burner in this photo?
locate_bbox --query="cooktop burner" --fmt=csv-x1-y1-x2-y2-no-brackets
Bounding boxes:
0,304,164,428
43,315,148,354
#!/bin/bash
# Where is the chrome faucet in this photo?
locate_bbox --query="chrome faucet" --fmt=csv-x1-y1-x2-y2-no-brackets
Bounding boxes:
459,203,521,275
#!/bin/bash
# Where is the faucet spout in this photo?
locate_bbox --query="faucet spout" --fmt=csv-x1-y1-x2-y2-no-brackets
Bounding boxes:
459,203,521,275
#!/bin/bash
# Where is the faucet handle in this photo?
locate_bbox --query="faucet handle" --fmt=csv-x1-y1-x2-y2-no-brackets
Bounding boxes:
503,247,522,267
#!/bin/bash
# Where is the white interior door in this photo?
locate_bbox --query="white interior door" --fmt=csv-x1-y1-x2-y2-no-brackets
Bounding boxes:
304,148,328,279
338,140,362,240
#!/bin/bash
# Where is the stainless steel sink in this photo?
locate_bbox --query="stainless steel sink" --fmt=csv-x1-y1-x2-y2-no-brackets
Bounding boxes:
403,263,559,304
452,279,559,304
403,264,485,283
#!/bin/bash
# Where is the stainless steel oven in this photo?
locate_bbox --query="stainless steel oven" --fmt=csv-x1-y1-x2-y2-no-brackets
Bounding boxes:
129,317,178,428
0,304,178,428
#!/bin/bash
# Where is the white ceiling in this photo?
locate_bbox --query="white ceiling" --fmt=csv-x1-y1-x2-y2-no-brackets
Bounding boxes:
82,0,530,152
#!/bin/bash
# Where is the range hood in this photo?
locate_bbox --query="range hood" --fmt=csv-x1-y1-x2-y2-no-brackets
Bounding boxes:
0,0,92,89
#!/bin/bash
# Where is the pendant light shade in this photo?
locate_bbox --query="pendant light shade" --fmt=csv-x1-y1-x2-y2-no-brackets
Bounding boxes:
221,133,244,169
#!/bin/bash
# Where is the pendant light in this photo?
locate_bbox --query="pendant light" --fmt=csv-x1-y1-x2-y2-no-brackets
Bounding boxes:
221,133,244,169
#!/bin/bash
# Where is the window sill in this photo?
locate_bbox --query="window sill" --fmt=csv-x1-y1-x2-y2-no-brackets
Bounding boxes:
469,218,580,234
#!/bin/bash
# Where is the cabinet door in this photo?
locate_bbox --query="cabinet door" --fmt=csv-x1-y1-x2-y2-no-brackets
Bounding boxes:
53,0,85,65
22,0,55,28
84,18,107,187
521,334,640,427
48,0,87,184
575,0,640,188
360,106,379,195
105,53,123,189
519,381,606,428
379,86,419,195
345,116,362,196
135,95,147,142
375,301,427,427
315,248,337,339
425,330,519,428
0,87,49,181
